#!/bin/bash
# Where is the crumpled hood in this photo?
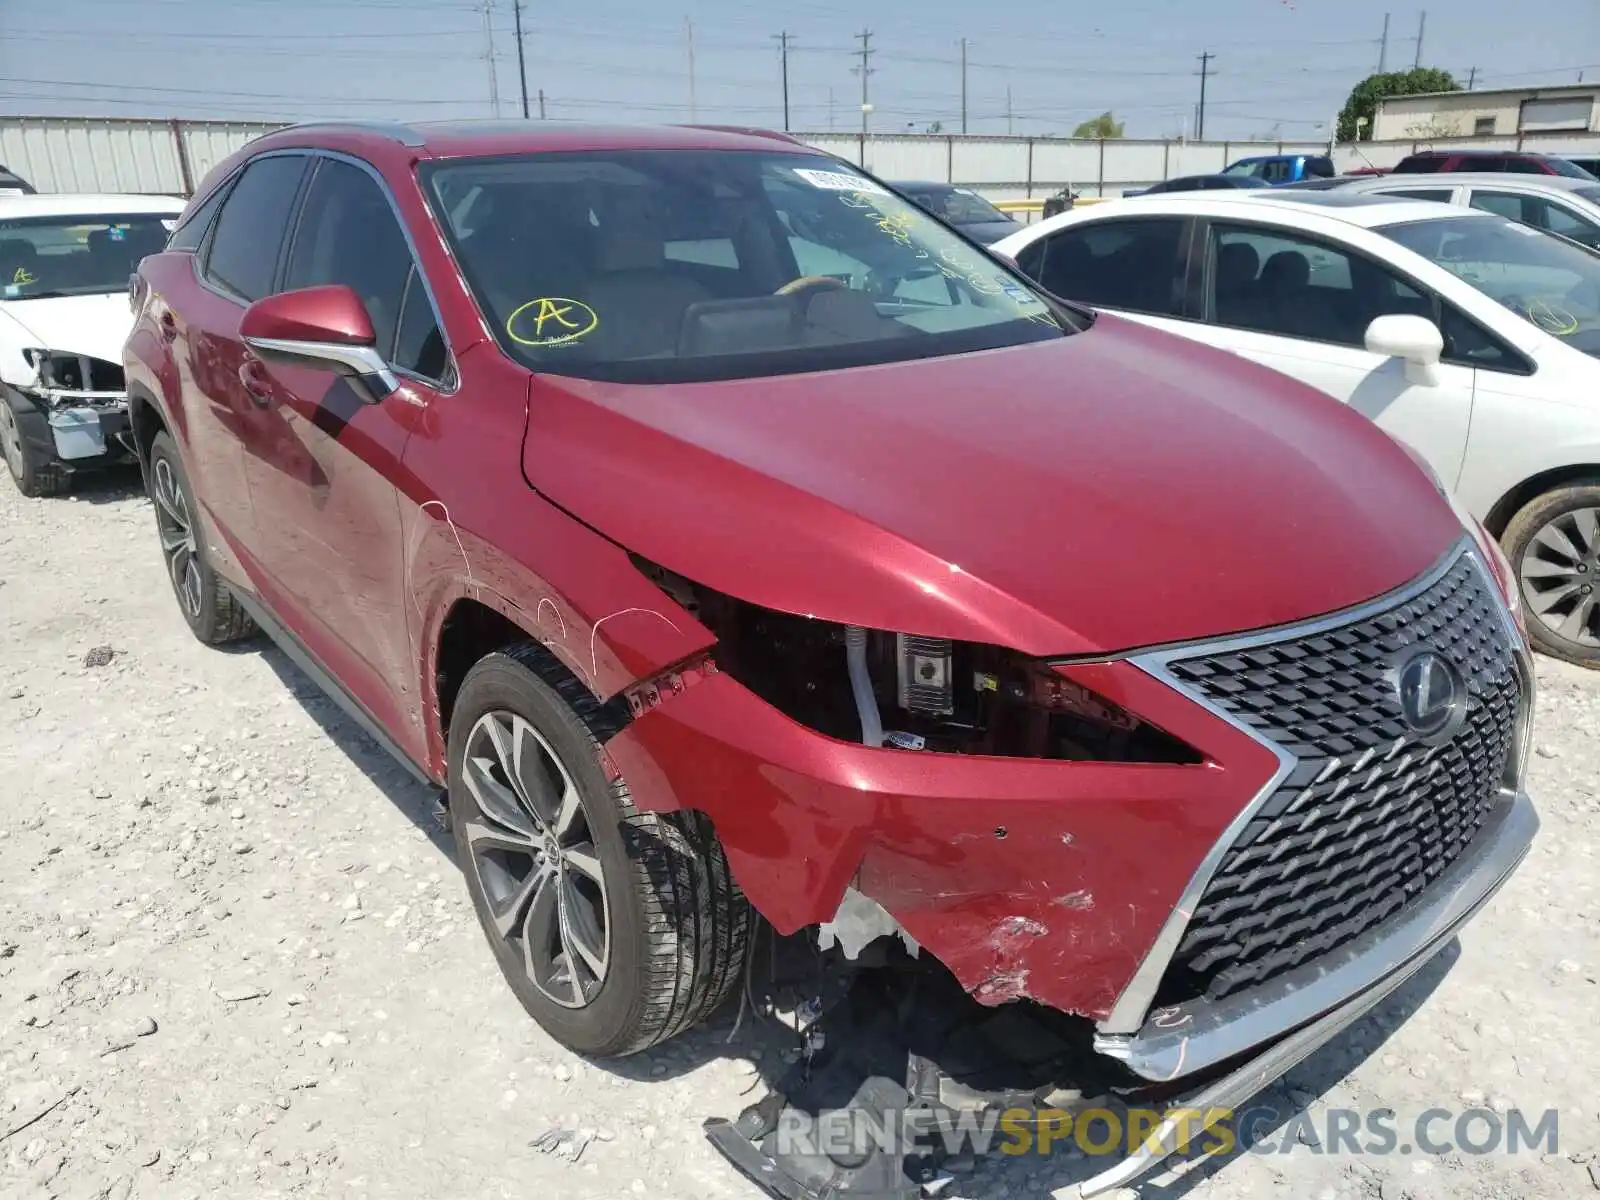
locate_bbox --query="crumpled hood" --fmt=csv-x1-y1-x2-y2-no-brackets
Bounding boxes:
0,293,134,370
522,315,1463,656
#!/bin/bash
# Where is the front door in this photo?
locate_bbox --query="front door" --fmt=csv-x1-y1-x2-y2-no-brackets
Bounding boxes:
240,155,454,743
1196,220,1477,486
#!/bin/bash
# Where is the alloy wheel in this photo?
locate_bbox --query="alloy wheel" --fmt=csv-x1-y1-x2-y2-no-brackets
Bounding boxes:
459,710,610,1009
153,457,203,619
1519,506,1600,648
0,402,25,480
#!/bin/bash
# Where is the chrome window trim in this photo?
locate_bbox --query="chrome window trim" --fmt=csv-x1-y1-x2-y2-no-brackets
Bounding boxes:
242,336,400,396
1098,536,1490,1037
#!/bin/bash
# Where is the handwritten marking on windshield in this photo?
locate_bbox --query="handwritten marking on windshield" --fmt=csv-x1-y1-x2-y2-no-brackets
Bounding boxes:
507,297,599,347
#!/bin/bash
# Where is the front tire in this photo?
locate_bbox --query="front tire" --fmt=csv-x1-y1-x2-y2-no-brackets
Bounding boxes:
1502,481,1600,668
147,431,255,646
449,646,751,1056
0,391,67,498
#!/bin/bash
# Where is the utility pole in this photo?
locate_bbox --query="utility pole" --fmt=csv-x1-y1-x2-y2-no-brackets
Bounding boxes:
481,0,501,118
538,88,546,119
686,17,698,122
773,31,792,131
1196,51,1213,142
854,29,875,136
1412,10,1426,69
512,0,529,119
960,38,969,134
1377,12,1390,73
828,87,836,131
1466,65,1479,89
1006,86,1014,135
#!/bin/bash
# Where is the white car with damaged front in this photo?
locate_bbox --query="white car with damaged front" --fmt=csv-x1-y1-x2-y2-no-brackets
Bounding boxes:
0,193,184,497
995,190,1600,669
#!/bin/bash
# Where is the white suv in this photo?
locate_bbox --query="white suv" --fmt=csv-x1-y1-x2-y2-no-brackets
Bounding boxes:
0,193,184,496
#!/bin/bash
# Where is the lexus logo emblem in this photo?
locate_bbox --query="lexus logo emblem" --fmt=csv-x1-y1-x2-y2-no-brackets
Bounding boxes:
1395,651,1466,740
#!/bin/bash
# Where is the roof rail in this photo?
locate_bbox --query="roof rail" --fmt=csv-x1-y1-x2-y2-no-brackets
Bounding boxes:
676,124,805,146
277,120,427,148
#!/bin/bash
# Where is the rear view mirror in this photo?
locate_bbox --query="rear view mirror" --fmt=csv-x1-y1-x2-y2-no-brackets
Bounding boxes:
240,285,397,402
1365,314,1444,386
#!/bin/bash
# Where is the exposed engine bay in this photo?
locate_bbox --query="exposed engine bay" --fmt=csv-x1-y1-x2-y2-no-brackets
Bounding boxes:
634,556,1199,765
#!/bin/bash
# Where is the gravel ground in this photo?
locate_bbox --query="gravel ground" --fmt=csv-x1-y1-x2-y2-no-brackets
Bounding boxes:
2,468,1598,1200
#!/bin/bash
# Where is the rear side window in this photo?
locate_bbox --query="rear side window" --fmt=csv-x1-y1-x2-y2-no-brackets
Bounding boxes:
284,159,417,370
204,155,307,301
1377,188,1455,202
167,179,232,252
1031,218,1187,316
1395,156,1446,174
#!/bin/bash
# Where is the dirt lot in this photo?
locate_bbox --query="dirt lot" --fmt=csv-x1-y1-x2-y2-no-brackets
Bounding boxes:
2,468,1598,1200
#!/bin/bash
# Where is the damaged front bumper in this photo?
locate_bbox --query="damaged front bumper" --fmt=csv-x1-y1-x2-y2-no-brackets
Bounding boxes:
40,390,132,461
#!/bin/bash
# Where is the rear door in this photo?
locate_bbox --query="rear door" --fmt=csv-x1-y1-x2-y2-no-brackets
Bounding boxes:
1016,215,1193,336
239,154,453,742
179,152,309,572
1192,219,1478,484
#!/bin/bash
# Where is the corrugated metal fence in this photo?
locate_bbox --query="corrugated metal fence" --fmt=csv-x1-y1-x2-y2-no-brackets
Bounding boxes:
3,115,1598,202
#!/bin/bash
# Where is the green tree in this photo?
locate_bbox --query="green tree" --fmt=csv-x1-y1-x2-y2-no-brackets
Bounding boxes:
1337,68,1460,142
1072,112,1125,139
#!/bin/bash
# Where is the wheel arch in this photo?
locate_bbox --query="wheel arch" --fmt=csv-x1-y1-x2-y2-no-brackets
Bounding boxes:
1484,463,1600,538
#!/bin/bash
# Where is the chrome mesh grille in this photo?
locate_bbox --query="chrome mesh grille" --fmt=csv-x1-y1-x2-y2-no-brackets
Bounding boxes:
1154,553,1521,1005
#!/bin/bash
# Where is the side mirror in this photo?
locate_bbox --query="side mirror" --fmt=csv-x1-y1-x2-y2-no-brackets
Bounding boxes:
1365,313,1444,386
240,285,396,402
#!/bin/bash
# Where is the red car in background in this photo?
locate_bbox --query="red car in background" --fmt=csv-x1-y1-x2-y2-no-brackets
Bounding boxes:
125,121,1538,1195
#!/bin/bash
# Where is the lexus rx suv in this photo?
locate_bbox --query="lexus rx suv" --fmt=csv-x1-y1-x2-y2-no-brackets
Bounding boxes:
125,121,1539,1196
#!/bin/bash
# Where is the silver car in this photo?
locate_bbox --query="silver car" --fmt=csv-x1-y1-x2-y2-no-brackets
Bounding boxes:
1302,172,1600,251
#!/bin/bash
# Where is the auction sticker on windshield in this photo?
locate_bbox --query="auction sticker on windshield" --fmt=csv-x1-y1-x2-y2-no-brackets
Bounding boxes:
794,168,889,195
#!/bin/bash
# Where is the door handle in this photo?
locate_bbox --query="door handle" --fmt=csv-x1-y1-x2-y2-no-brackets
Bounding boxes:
238,359,273,407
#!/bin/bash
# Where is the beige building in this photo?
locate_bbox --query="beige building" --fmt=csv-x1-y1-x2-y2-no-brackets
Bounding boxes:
1372,83,1599,141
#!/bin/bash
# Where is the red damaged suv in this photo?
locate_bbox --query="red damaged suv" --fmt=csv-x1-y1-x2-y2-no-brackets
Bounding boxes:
126,122,1537,1192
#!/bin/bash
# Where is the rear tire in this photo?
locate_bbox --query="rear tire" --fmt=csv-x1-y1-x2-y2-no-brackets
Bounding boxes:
449,645,751,1056
147,431,255,646
0,392,67,498
1502,481,1600,669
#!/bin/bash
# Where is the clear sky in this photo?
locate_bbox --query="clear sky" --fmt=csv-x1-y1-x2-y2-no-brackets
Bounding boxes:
1,0,1596,142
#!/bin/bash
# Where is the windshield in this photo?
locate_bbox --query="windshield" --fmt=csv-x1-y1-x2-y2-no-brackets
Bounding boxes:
908,186,1010,226
422,151,1070,383
1381,213,1600,356
1577,185,1600,205
0,214,173,298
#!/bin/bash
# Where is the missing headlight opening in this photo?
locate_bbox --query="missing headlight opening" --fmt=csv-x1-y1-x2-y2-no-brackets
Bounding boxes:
632,556,1200,764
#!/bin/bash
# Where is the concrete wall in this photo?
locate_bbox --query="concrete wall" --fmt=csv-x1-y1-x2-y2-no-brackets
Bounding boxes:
2,116,1598,208
1372,88,1600,141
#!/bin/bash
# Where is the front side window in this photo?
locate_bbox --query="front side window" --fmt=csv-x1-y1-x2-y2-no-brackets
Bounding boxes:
1206,222,1430,346
205,154,307,302
422,151,1070,383
1381,213,1600,357
285,158,446,379
0,213,176,299
1030,218,1187,316
1221,160,1265,179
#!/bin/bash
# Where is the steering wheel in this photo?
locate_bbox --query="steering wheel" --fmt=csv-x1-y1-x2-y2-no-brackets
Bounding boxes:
775,275,848,298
